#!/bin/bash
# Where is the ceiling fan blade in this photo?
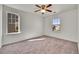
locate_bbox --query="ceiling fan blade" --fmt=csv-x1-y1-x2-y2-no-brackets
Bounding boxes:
34,9,40,12
47,4,52,8
35,5,41,8
46,9,52,12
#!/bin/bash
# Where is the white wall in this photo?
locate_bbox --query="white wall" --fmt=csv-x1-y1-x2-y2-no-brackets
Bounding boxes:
44,9,78,42
2,5,43,45
0,5,2,47
1,5,78,46
77,5,79,51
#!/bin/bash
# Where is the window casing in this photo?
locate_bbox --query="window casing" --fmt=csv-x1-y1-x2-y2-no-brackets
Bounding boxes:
52,17,61,31
7,12,20,34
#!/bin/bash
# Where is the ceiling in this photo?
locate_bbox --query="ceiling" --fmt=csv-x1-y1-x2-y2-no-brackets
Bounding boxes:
5,4,77,16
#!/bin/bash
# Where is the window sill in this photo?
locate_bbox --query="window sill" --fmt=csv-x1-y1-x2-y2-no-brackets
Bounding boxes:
7,32,21,35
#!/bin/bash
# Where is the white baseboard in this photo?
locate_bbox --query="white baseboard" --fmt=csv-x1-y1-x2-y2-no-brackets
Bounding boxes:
78,43,79,52
45,34,78,43
0,36,2,48
2,35,43,46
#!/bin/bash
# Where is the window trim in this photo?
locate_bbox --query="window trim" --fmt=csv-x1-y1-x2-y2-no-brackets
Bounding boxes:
6,12,21,34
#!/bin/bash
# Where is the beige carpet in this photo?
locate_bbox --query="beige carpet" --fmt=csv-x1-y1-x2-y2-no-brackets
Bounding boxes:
0,36,78,54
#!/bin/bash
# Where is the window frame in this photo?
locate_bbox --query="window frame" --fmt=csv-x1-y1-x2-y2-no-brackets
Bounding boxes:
6,12,21,34
52,17,61,31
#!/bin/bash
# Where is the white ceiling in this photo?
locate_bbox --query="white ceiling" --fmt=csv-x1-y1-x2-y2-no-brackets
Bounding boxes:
5,4,77,16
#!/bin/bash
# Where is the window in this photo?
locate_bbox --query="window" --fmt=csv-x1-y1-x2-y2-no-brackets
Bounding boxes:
52,17,61,31
7,12,20,34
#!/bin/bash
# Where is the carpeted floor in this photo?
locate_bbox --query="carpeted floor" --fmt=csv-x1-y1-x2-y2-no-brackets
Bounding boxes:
0,36,78,54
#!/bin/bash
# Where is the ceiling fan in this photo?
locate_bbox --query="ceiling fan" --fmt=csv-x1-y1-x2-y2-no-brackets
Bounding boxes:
34,4,52,14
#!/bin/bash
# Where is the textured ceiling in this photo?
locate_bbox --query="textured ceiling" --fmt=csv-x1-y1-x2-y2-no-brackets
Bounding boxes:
5,4,77,16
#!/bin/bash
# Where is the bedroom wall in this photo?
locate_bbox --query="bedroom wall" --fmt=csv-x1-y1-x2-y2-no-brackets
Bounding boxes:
44,8,78,42
77,5,79,51
0,5,2,47
2,5,43,45
1,5,78,46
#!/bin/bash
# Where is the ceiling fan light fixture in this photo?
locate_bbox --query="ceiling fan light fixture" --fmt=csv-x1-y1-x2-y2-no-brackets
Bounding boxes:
35,4,52,14
40,9,46,13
